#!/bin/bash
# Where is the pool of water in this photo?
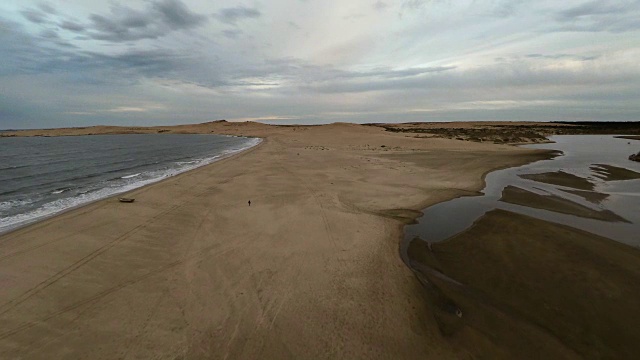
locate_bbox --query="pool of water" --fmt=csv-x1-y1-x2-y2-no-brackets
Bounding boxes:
403,135,640,251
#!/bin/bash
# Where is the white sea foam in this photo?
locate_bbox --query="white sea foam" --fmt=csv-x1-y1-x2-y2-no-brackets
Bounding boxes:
0,137,262,234
121,173,141,179
51,187,72,194
0,199,36,212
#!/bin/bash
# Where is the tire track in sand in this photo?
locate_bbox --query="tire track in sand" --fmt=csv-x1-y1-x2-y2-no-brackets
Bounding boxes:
0,179,220,317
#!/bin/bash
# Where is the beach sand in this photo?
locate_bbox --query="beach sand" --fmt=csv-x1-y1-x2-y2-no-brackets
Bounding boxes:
0,122,553,358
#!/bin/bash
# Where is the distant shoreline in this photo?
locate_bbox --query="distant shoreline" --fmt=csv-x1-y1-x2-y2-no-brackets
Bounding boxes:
3,120,640,145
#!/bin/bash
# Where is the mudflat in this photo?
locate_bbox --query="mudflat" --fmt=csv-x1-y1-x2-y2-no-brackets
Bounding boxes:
407,209,640,359
590,164,640,181
0,122,550,359
519,171,595,191
500,185,627,222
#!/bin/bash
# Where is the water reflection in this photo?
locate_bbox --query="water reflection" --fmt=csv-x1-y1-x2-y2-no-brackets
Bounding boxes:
404,135,640,249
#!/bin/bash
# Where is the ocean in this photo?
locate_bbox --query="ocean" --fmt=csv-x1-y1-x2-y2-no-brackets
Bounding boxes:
0,134,261,234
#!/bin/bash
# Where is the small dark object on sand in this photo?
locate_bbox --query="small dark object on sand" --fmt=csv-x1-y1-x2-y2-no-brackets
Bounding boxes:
248,200,251,206
119,198,135,203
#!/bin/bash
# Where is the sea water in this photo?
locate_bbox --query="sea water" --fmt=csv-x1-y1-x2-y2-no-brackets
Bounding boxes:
0,134,261,233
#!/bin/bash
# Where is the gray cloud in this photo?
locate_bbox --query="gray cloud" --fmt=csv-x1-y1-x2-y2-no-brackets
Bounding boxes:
222,29,243,39
37,2,57,15
214,6,261,25
21,9,49,24
552,1,640,32
89,49,190,76
401,0,429,10
56,0,209,42
558,1,630,19
39,29,59,39
2,22,453,99
288,21,301,30
0,20,188,82
524,53,599,61
0,19,66,75
489,0,528,17
20,2,59,24
206,60,457,93
153,0,207,29
343,66,456,79
343,12,366,20
373,1,389,11
302,60,636,95
2,1,640,128
59,20,85,32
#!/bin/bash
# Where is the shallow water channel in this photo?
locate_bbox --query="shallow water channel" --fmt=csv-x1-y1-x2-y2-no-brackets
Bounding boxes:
403,135,640,251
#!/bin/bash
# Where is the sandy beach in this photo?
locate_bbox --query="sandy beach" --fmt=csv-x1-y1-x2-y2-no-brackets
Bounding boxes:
3,0,640,355
0,122,555,359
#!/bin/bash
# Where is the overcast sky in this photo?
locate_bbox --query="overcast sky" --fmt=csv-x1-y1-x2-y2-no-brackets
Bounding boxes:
1,0,639,128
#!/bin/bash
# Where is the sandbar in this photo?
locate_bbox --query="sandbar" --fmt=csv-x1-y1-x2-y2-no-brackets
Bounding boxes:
500,185,627,222
590,164,640,181
519,171,595,191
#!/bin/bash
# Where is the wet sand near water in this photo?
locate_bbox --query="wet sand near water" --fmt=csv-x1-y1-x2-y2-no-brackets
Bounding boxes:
407,209,640,359
519,171,595,190
590,164,640,181
500,185,628,222
404,134,640,358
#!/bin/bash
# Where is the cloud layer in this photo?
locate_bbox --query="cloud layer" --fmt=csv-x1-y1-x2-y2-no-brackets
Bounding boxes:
1,0,639,128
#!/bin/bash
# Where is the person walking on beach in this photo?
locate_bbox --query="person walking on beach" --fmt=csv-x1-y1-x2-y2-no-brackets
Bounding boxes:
248,200,251,206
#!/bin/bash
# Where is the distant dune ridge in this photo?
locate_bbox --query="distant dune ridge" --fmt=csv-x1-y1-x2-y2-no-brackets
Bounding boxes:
3,120,640,143
1,121,639,359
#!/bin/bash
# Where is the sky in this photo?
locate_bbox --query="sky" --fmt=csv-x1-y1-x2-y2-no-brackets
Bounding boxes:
1,0,639,129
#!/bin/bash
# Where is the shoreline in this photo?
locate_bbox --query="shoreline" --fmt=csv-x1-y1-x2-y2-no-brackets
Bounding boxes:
0,136,264,237
403,135,640,358
395,148,557,267
390,147,558,224
0,122,580,359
